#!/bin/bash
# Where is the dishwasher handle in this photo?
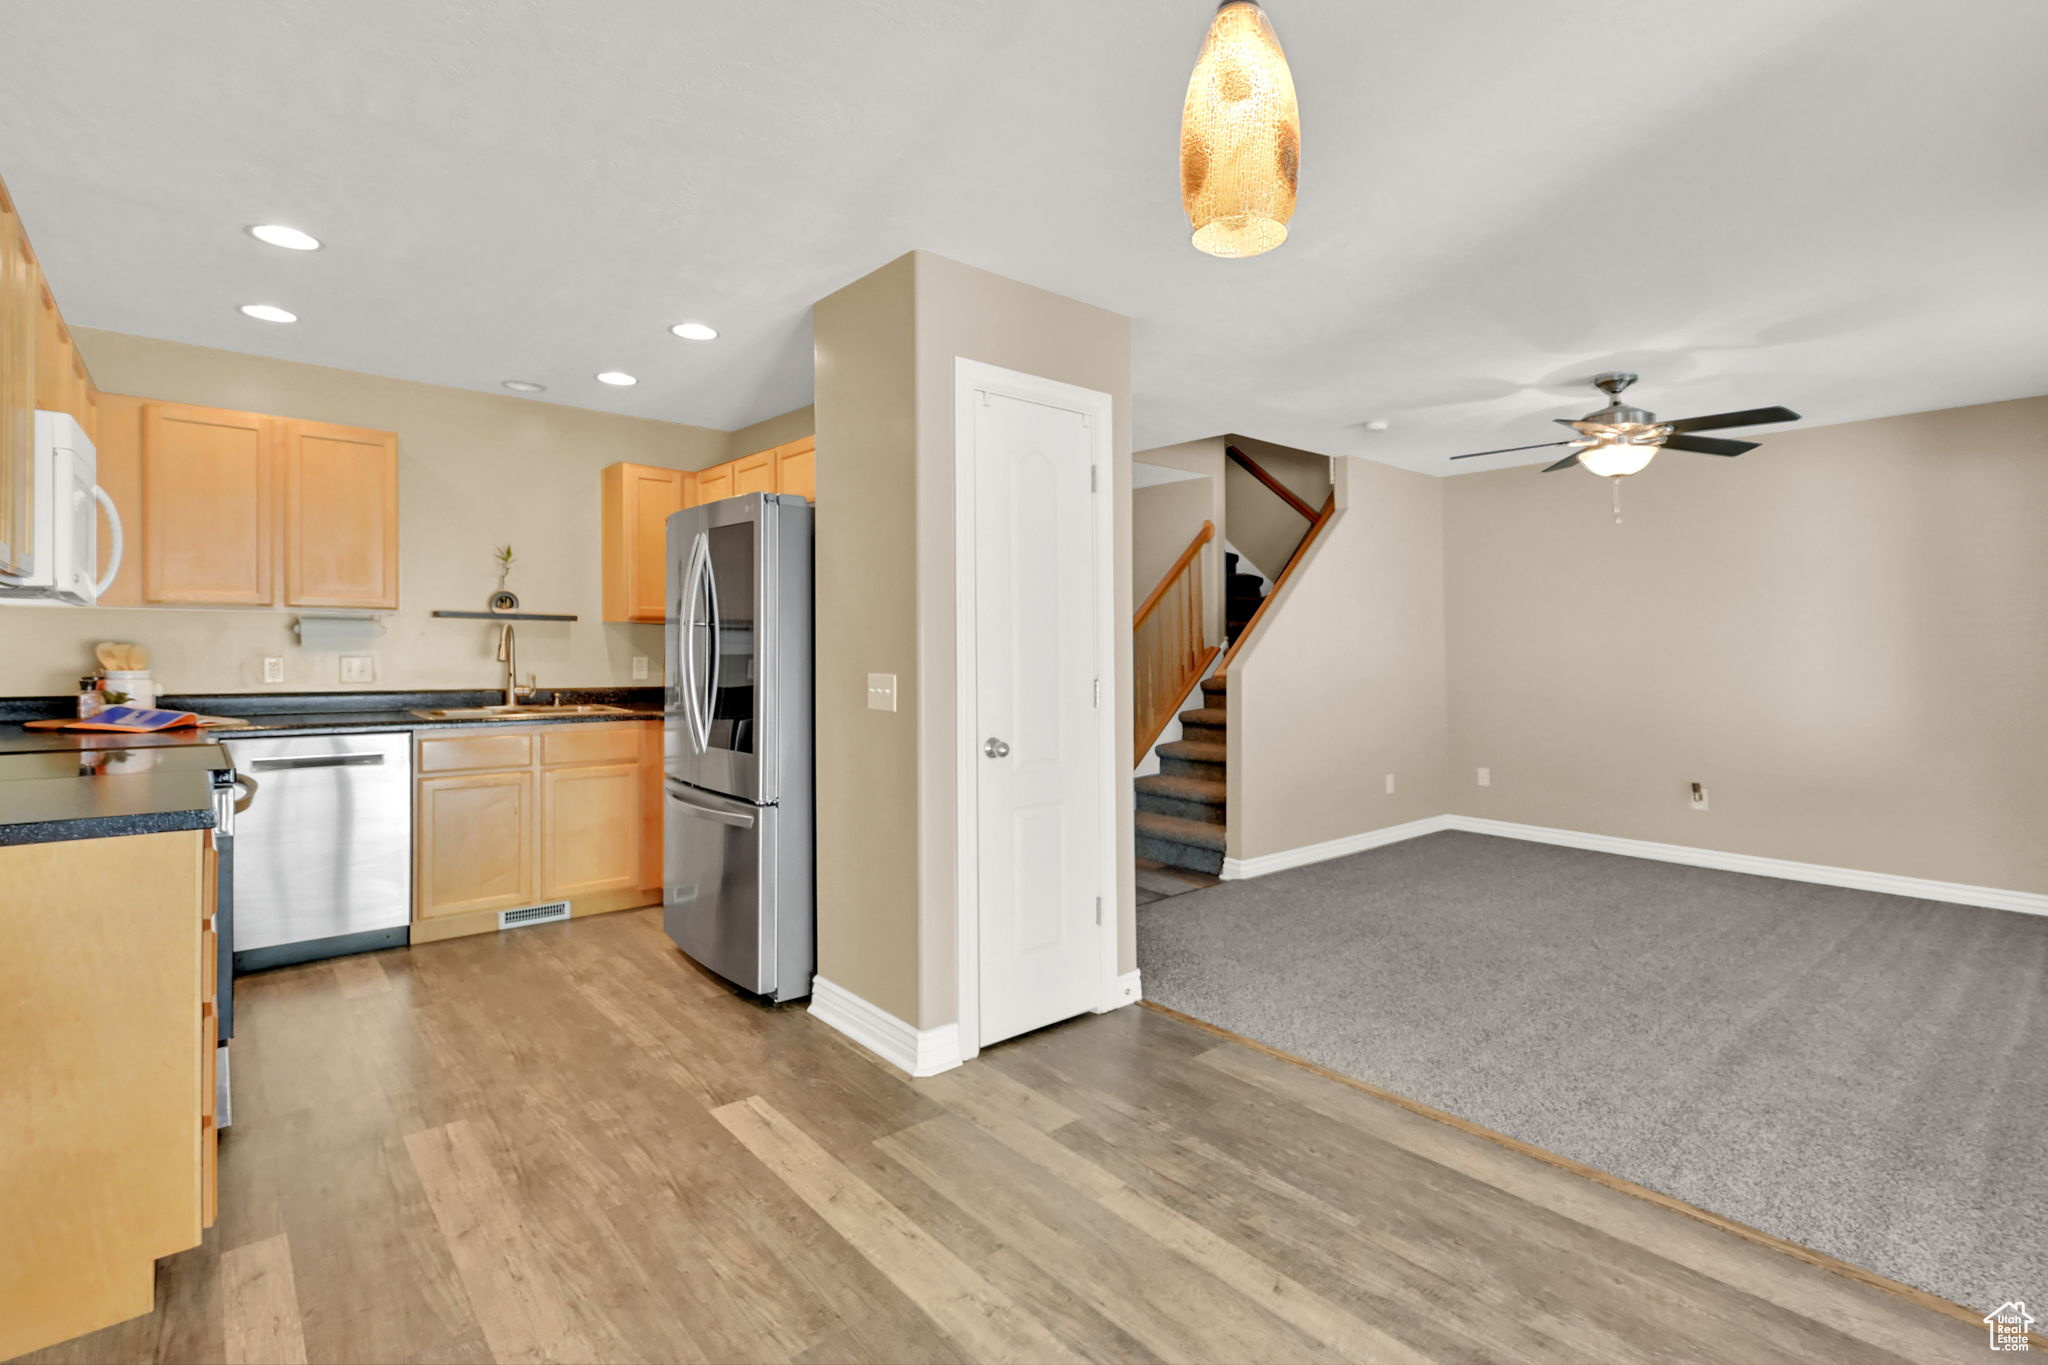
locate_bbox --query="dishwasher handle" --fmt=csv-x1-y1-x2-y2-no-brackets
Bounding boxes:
244,752,388,771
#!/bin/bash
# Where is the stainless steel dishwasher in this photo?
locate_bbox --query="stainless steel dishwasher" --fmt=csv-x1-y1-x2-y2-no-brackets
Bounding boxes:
220,731,412,971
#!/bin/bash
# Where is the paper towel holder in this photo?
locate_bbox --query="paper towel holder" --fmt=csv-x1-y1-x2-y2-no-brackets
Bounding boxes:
293,610,390,649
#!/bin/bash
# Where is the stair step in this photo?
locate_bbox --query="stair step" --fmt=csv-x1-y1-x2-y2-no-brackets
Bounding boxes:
1177,706,1227,729
1200,674,1228,697
1136,773,1226,807
1136,810,1227,853
1157,738,1226,765
1226,573,1266,590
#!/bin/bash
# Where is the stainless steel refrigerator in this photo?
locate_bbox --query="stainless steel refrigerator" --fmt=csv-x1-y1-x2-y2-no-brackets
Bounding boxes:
663,492,814,1001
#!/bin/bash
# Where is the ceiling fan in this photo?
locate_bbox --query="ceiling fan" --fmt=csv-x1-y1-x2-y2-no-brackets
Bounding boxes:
1449,373,1800,477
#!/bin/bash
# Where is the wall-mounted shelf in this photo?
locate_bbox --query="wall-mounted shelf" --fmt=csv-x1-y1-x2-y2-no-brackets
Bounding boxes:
431,610,579,621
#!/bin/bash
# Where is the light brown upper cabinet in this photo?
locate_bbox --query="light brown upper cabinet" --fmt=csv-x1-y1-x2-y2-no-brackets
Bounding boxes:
773,437,815,502
1,171,102,581
678,436,815,512
693,460,734,505
283,419,399,609
731,448,775,495
134,400,399,609
600,461,686,624
0,186,41,579
142,403,274,605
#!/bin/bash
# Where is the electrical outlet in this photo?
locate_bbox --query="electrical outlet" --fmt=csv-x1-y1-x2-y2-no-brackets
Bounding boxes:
1690,782,1710,811
1384,773,1395,795
631,655,649,681
340,655,375,684
262,656,285,685
866,673,897,712
1477,767,1491,787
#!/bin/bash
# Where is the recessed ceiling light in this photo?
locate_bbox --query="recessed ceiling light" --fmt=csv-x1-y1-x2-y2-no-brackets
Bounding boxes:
249,224,321,251
239,304,298,323
595,371,637,386
501,380,546,393
669,322,718,341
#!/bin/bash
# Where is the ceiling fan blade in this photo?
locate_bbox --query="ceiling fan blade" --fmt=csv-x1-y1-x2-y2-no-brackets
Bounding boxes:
1661,434,1759,457
1662,405,1800,434
1541,451,1585,472
1449,440,1575,460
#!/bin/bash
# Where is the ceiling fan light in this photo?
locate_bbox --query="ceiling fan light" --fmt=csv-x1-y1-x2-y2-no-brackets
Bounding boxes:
1578,441,1659,478
1181,1,1299,259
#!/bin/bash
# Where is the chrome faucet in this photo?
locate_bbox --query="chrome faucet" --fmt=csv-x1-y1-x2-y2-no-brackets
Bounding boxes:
496,623,524,706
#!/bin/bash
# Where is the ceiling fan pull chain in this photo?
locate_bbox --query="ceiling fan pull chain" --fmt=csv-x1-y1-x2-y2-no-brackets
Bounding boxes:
1612,478,1623,525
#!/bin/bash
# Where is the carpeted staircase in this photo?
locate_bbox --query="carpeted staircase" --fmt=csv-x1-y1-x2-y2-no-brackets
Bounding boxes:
1224,552,1266,640
1135,550,1268,877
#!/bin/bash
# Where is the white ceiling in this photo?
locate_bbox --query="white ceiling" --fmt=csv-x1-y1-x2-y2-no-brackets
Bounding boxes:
5,1,2045,472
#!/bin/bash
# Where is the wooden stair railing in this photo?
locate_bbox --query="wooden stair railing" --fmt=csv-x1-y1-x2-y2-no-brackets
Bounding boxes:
1226,444,1318,522
1216,491,1336,678
1134,519,1219,764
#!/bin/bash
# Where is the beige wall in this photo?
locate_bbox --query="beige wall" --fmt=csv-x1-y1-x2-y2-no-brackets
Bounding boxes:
0,329,724,696
1136,437,1227,643
812,257,921,1023
1445,393,2048,893
724,404,815,462
1134,479,1214,608
1230,457,1449,857
813,250,1133,1030
1224,434,1331,580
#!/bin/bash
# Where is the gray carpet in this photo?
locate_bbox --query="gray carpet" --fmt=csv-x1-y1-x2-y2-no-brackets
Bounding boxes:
1137,830,2048,1314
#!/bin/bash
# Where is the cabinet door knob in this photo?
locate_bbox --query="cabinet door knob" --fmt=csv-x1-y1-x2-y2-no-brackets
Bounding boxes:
983,737,1011,759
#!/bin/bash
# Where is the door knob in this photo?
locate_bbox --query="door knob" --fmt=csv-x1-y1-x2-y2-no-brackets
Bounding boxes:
983,737,1011,758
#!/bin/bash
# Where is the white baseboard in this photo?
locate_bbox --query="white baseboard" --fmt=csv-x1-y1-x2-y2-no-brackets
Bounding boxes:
1220,815,1452,879
1094,968,1143,1013
1443,815,2048,918
808,976,963,1077
1216,811,2046,918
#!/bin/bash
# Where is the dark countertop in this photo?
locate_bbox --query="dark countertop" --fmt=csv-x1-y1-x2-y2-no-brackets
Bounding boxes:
0,688,663,754
0,689,662,843
0,744,228,847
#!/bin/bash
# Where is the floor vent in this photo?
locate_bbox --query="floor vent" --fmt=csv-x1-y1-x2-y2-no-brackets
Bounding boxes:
499,901,572,930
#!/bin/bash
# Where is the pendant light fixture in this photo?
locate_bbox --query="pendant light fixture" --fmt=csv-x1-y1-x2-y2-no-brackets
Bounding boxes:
1180,1,1300,258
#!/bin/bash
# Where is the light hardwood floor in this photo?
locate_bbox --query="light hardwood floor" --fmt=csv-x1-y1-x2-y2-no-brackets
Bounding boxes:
17,908,1990,1365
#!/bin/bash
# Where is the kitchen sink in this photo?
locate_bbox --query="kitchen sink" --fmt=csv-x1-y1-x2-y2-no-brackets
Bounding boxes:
409,703,638,721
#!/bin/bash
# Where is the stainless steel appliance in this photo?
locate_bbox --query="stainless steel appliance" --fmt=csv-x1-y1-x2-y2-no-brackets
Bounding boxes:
664,492,814,1000
220,731,412,970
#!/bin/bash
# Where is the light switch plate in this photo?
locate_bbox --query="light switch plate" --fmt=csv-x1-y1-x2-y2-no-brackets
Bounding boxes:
262,656,285,685
631,656,650,681
1477,767,1491,787
340,655,375,684
866,673,897,712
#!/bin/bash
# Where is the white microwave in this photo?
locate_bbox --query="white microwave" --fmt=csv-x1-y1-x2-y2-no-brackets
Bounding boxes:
0,410,123,605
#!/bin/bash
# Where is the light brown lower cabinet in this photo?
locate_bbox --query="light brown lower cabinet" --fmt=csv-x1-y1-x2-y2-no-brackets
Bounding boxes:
413,721,662,942
0,829,215,1360
541,763,644,897
416,770,534,918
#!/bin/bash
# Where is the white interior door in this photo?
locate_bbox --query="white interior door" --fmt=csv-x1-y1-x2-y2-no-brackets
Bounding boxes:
972,384,1105,1047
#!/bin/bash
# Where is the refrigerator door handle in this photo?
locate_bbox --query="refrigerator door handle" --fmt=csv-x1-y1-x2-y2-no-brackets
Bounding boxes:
701,539,721,752
665,779,756,828
680,531,711,754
